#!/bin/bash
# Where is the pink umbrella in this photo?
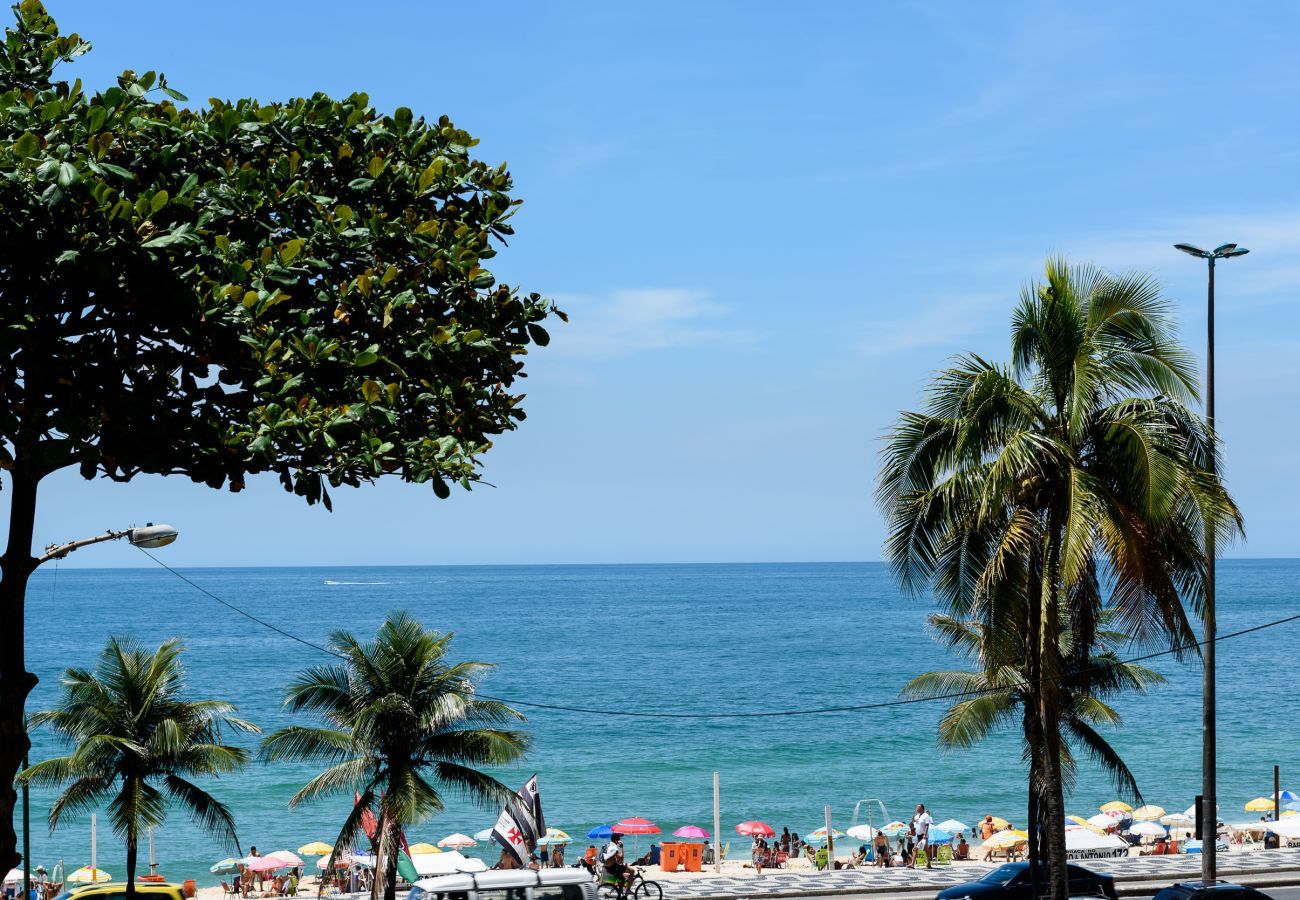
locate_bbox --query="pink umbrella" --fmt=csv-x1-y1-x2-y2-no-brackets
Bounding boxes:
736,821,775,837
268,851,304,868
247,857,286,873
612,818,660,835
673,825,710,839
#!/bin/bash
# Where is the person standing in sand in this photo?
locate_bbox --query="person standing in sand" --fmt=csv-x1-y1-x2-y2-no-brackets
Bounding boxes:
912,803,934,869
751,836,765,876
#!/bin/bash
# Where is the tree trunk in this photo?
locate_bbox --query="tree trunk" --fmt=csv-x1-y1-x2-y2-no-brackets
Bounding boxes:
126,835,138,900
382,817,400,900
0,464,40,875
1026,748,1041,892
1038,521,1069,900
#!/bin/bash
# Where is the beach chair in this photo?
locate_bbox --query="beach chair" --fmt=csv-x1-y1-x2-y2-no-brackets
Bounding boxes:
221,882,238,898
935,845,953,866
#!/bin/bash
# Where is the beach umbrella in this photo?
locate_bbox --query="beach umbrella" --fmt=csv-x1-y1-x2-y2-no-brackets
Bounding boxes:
587,825,613,840
845,825,877,841
1245,797,1274,812
805,827,844,844
297,842,332,857
408,843,441,855
936,820,968,833
537,828,573,847
928,829,953,845
1100,801,1132,814
247,856,286,873
672,826,710,839
735,821,775,837
437,833,477,849
1281,811,1298,818
1286,802,1300,813
1280,790,1299,803
1161,813,1194,828
1129,822,1167,838
210,858,242,875
1086,814,1116,829
268,851,304,868
1184,803,1217,819
983,830,1028,849
66,867,111,884
3,871,26,886
1131,805,1166,822
881,821,909,837
1066,816,1105,835
474,828,495,842
612,818,660,835
987,816,1011,830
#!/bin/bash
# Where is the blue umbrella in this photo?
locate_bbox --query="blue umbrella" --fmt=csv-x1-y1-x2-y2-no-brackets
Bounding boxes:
1285,801,1300,813
588,825,613,840
928,829,953,845
210,859,241,875
1280,791,1299,804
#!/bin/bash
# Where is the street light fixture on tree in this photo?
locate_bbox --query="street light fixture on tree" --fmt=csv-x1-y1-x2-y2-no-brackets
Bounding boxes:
1174,240,1248,886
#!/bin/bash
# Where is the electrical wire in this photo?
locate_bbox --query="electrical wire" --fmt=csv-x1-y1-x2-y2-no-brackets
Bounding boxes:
135,546,1300,720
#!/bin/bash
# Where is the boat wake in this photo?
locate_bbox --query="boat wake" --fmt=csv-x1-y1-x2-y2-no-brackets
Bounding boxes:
323,580,391,585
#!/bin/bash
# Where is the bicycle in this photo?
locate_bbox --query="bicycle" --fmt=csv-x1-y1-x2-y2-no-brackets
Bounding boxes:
596,867,662,900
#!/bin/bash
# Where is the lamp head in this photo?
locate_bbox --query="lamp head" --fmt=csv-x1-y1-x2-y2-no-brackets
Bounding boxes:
1220,247,1250,258
1211,243,1238,255
128,523,178,549
1174,243,1209,258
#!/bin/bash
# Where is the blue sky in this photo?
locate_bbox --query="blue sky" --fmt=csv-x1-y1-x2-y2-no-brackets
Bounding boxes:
19,1,1300,566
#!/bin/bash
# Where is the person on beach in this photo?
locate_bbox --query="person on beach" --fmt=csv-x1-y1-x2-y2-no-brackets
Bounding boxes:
603,833,634,894
751,837,765,875
781,828,791,855
912,803,934,869
980,815,996,840
551,843,565,868
872,831,890,867
954,834,970,860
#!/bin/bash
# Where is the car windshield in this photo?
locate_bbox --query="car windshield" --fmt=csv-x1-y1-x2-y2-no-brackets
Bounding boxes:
980,865,1024,886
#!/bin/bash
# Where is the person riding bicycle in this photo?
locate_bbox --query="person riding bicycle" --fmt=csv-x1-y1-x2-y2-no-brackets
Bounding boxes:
602,832,635,894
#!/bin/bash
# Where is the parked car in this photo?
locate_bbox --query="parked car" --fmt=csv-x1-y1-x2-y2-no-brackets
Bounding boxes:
1152,882,1274,900
53,884,185,900
935,862,1118,900
409,868,597,900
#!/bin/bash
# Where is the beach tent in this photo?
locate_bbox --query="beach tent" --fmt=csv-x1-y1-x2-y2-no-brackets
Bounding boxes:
1063,829,1126,857
1264,819,1300,841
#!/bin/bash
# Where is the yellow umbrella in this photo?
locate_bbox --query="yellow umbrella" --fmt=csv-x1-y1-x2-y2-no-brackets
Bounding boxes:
297,842,333,857
1100,801,1132,814
67,867,111,884
1282,810,1298,818
983,829,1028,848
1245,797,1275,812
1066,815,1105,835
408,843,442,855
1131,805,1165,822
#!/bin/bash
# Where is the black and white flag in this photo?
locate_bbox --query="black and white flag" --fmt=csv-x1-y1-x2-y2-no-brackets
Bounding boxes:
491,775,545,866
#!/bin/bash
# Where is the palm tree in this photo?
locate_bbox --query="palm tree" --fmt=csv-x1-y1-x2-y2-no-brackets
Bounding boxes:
262,611,529,900
878,258,1241,900
20,637,257,899
903,611,1164,880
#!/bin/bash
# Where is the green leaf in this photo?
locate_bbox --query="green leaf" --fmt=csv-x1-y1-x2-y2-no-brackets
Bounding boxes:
527,324,550,347
97,162,135,180
280,239,305,264
162,86,189,102
360,380,382,404
150,189,169,213
13,132,39,159
56,161,79,188
355,346,380,367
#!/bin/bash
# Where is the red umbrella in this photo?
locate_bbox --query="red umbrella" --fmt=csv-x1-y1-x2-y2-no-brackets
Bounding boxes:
736,821,775,837
612,817,661,835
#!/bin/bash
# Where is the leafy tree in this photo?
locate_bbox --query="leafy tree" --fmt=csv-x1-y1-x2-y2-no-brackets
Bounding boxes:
262,611,529,900
878,258,1240,900
902,611,1163,880
20,637,256,899
0,0,559,868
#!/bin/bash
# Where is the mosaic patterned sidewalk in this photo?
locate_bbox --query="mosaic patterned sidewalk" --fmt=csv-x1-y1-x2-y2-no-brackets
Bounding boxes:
656,848,1300,898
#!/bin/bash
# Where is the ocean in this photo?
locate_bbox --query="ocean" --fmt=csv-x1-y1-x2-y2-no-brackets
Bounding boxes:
17,560,1300,883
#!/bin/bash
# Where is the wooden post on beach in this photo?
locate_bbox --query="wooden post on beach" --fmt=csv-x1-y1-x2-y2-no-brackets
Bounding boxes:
713,772,721,874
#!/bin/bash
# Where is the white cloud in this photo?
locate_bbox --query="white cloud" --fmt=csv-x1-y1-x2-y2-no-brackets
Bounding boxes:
549,288,756,360
861,292,1006,358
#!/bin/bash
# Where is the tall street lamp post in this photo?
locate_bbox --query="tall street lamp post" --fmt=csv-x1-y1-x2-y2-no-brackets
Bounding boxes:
19,523,178,900
1174,241,1248,885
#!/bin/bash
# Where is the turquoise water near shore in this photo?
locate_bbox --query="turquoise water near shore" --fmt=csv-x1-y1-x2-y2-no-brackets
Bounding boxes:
18,561,1300,883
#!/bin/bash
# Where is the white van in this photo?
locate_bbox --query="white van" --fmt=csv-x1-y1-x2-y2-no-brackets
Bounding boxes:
408,869,597,900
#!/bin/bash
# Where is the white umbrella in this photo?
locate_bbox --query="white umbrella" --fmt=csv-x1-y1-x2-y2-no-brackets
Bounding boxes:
846,825,877,841
1086,814,1115,829
936,819,968,833
1128,822,1167,838
437,833,477,850
473,829,495,843
1064,830,1126,852
1184,804,1218,819
1161,813,1194,827
3,870,26,886
1265,819,1300,840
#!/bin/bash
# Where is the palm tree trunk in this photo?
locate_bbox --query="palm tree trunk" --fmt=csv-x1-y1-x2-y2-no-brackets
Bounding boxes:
382,816,400,900
1039,521,1069,900
0,463,40,875
125,834,137,900
1026,750,1041,891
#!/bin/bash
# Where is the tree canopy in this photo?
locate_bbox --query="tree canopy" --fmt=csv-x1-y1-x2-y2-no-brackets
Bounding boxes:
0,0,560,507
